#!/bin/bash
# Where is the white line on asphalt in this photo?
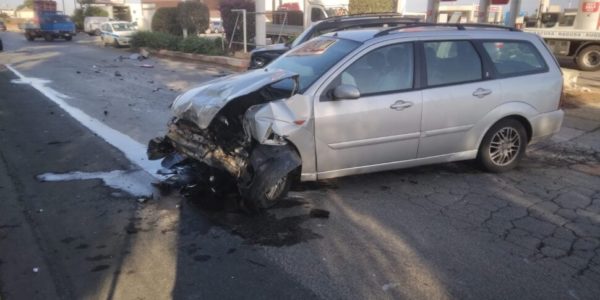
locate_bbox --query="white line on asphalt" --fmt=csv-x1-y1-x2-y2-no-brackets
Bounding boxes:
5,64,163,179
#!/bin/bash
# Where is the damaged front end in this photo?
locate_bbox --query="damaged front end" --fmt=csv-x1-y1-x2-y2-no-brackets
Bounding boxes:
148,69,310,208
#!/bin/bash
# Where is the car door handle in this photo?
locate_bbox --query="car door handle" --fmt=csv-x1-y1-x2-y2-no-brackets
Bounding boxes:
390,100,413,111
473,88,492,98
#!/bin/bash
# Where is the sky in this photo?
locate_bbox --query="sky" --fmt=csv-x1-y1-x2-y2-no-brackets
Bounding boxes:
0,0,582,16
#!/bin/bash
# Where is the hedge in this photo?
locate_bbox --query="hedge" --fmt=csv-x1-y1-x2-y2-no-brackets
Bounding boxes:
130,31,224,55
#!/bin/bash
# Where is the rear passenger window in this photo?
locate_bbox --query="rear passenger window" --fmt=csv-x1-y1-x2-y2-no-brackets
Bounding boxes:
482,41,548,76
424,41,483,87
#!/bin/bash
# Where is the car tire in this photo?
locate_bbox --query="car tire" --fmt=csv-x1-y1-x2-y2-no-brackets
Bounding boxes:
248,172,293,210
576,45,600,72
113,39,120,48
94,29,101,36
477,119,527,173
65,36,72,41
43,33,54,42
26,33,35,41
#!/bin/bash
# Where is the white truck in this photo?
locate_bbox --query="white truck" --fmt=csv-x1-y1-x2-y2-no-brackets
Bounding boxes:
524,0,600,71
265,0,329,42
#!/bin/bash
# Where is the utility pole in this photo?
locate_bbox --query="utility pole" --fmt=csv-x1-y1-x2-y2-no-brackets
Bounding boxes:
477,0,490,23
426,0,440,23
508,0,522,27
256,0,266,48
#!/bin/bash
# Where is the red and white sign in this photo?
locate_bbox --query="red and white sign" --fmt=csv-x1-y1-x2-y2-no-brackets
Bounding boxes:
582,1,600,13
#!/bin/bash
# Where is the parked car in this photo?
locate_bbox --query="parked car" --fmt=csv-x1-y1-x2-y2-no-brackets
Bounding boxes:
149,23,565,209
84,16,109,36
99,21,135,47
208,19,224,34
0,21,7,31
248,13,420,69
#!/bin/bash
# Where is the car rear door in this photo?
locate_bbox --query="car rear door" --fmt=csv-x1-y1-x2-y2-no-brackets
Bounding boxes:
313,42,423,177
418,39,502,158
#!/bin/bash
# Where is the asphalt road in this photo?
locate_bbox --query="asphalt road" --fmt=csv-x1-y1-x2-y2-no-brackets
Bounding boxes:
1,31,600,300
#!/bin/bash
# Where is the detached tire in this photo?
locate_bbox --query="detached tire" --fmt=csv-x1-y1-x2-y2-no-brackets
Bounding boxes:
477,119,527,173
576,45,600,72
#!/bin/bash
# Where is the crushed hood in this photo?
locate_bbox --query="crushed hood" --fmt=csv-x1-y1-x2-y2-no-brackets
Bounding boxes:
171,69,298,129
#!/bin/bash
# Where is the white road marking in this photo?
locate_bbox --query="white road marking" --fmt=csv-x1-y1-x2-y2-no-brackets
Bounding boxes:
6,64,163,179
37,170,154,197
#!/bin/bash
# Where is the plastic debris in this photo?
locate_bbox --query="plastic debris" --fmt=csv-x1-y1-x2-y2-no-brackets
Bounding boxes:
139,64,154,68
33,267,39,273
129,53,141,60
137,197,149,204
140,48,150,59
114,71,122,77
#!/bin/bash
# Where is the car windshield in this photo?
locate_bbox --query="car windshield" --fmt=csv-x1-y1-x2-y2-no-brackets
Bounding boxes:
268,37,360,92
49,15,71,22
112,23,132,31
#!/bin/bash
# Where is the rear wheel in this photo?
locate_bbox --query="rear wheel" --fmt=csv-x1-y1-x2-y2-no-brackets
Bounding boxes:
477,119,527,173
26,33,35,41
65,35,72,41
576,45,600,72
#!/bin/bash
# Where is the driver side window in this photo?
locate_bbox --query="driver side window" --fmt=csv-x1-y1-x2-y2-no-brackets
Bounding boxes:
334,43,414,97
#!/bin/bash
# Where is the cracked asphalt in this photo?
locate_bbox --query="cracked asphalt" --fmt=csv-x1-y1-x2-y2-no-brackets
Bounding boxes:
0,31,599,299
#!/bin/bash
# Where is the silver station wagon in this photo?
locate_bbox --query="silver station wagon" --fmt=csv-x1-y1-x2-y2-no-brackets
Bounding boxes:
149,24,564,209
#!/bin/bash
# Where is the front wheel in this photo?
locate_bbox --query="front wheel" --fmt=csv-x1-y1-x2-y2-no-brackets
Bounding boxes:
248,172,292,210
477,119,527,173
26,33,34,41
576,45,600,72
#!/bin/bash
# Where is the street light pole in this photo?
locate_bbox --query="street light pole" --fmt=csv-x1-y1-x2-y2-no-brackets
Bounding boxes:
508,0,522,27
478,0,490,23
426,0,440,23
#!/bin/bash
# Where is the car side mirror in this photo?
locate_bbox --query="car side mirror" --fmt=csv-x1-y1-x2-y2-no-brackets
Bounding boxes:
333,84,360,100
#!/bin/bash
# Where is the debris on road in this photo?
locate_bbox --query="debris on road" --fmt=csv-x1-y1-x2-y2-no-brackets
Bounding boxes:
114,71,122,77
33,267,39,273
139,64,154,68
137,197,149,204
309,209,330,219
140,48,150,59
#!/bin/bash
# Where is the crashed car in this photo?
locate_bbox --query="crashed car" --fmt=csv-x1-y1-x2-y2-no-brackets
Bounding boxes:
149,24,564,209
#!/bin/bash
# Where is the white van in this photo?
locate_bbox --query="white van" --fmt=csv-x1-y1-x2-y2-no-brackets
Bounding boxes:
84,16,110,36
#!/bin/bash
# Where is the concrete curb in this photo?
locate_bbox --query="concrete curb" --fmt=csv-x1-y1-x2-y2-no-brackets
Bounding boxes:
140,47,248,72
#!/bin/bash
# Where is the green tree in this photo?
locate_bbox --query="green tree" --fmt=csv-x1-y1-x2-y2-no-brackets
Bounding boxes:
16,0,34,10
71,6,109,30
348,0,395,14
152,7,182,36
177,1,209,35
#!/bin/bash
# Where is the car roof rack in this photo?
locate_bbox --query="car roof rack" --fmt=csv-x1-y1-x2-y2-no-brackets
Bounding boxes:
374,22,520,37
325,12,406,21
331,20,419,33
